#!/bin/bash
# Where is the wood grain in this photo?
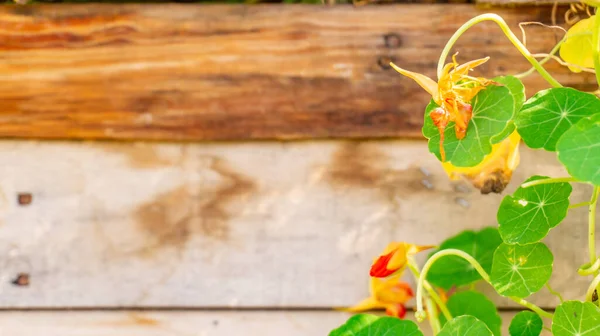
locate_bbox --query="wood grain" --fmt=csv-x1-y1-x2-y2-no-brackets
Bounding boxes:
0,311,551,336
0,4,593,141
0,139,592,309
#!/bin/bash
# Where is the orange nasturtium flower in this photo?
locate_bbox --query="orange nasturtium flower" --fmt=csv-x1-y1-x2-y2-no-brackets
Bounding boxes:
370,242,435,278
442,130,521,194
390,55,496,162
345,274,414,318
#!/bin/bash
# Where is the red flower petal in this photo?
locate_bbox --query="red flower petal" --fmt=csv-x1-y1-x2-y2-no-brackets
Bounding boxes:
370,251,397,278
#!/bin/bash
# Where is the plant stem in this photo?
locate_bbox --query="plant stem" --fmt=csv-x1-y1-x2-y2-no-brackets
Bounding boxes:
425,296,441,334
415,249,489,321
407,259,453,322
520,177,578,189
590,187,600,273
515,35,566,79
579,258,600,276
593,14,600,88
416,249,554,321
545,283,565,303
437,14,562,88
508,296,554,319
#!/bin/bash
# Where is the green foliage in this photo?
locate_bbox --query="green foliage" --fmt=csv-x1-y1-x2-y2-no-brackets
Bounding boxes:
439,290,502,336
497,175,572,244
557,113,600,186
328,314,423,336
426,228,502,289
437,316,493,336
491,76,525,144
552,301,600,336
509,311,543,336
515,88,600,151
422,85,514,167
490,242,553,298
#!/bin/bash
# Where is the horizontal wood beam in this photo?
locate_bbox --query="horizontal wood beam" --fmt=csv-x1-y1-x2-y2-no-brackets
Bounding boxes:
0,4,591,141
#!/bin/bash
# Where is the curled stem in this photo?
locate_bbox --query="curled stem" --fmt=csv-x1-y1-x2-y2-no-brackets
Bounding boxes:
545,283,565,303
579,258,600,276
520,177,578,189
416,249,489,321
437,13,562,88
416,249,553,322
407,259,452,322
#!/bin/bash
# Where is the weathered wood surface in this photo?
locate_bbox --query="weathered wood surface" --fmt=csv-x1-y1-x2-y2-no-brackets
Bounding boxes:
0,139,593,309
0,4,593,141
477,0,578,5
0,311,551,336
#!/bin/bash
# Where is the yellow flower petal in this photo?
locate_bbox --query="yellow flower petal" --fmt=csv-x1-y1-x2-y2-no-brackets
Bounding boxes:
559,15,595,73
342,296,386,313
389,62,439,101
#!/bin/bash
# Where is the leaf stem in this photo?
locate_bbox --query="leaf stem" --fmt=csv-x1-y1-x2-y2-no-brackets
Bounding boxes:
593,14,600,88
514,35,566,79
425,296,441,334
407,259,453,322
437,14,562,88
570,201,592,209
508,296,554,319
589,187,600,273
415,249,489,321
545,283,565,303
520,177,578,189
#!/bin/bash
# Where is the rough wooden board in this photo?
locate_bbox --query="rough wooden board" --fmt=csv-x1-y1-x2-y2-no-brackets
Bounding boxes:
0,4,592,141
0,140,593,308
0,311,552,336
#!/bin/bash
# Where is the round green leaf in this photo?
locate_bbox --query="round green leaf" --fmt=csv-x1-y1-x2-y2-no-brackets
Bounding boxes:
329,314,423,336
422,85,514,167
498,175,572,244
491,242,553,298
440,291,502,336
557,113,600,186
427,227,502,289
438,316,493,336
552,301,600,336
509,311,543,336
515,87,600,151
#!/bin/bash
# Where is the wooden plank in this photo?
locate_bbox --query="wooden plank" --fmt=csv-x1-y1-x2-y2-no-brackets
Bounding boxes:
477,0,578,5
0,4,591,141
0,139,592,308
0,311,551,335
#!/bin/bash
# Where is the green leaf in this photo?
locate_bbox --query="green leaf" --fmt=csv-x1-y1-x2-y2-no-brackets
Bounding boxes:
491,242,553,298
515,87,600,151
329,314,423,336
439,291,502,336
427,228,502,290
509,311,543,336
559,15,595,72
491,76,525,144
422,85,514,167
557,113,600,186
498,175,572,244
438,316,493,336
552,301,600,336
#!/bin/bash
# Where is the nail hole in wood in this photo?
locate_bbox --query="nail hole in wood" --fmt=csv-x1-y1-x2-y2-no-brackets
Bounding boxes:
18,193,32,206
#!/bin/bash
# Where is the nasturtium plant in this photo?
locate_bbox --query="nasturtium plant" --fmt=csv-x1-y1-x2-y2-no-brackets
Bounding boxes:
330,314,424,336
439,290,502,336
551,301,600,336
438,316,493,336
491,242,553,298
426,228,502,289
515,88,600,151
332,2,600,335
509,311,543,336
498,176,572,244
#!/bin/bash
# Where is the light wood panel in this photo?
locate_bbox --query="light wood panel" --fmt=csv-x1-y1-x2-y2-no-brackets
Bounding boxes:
0,139,593,308
0,311,552,336
0,4,591,141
